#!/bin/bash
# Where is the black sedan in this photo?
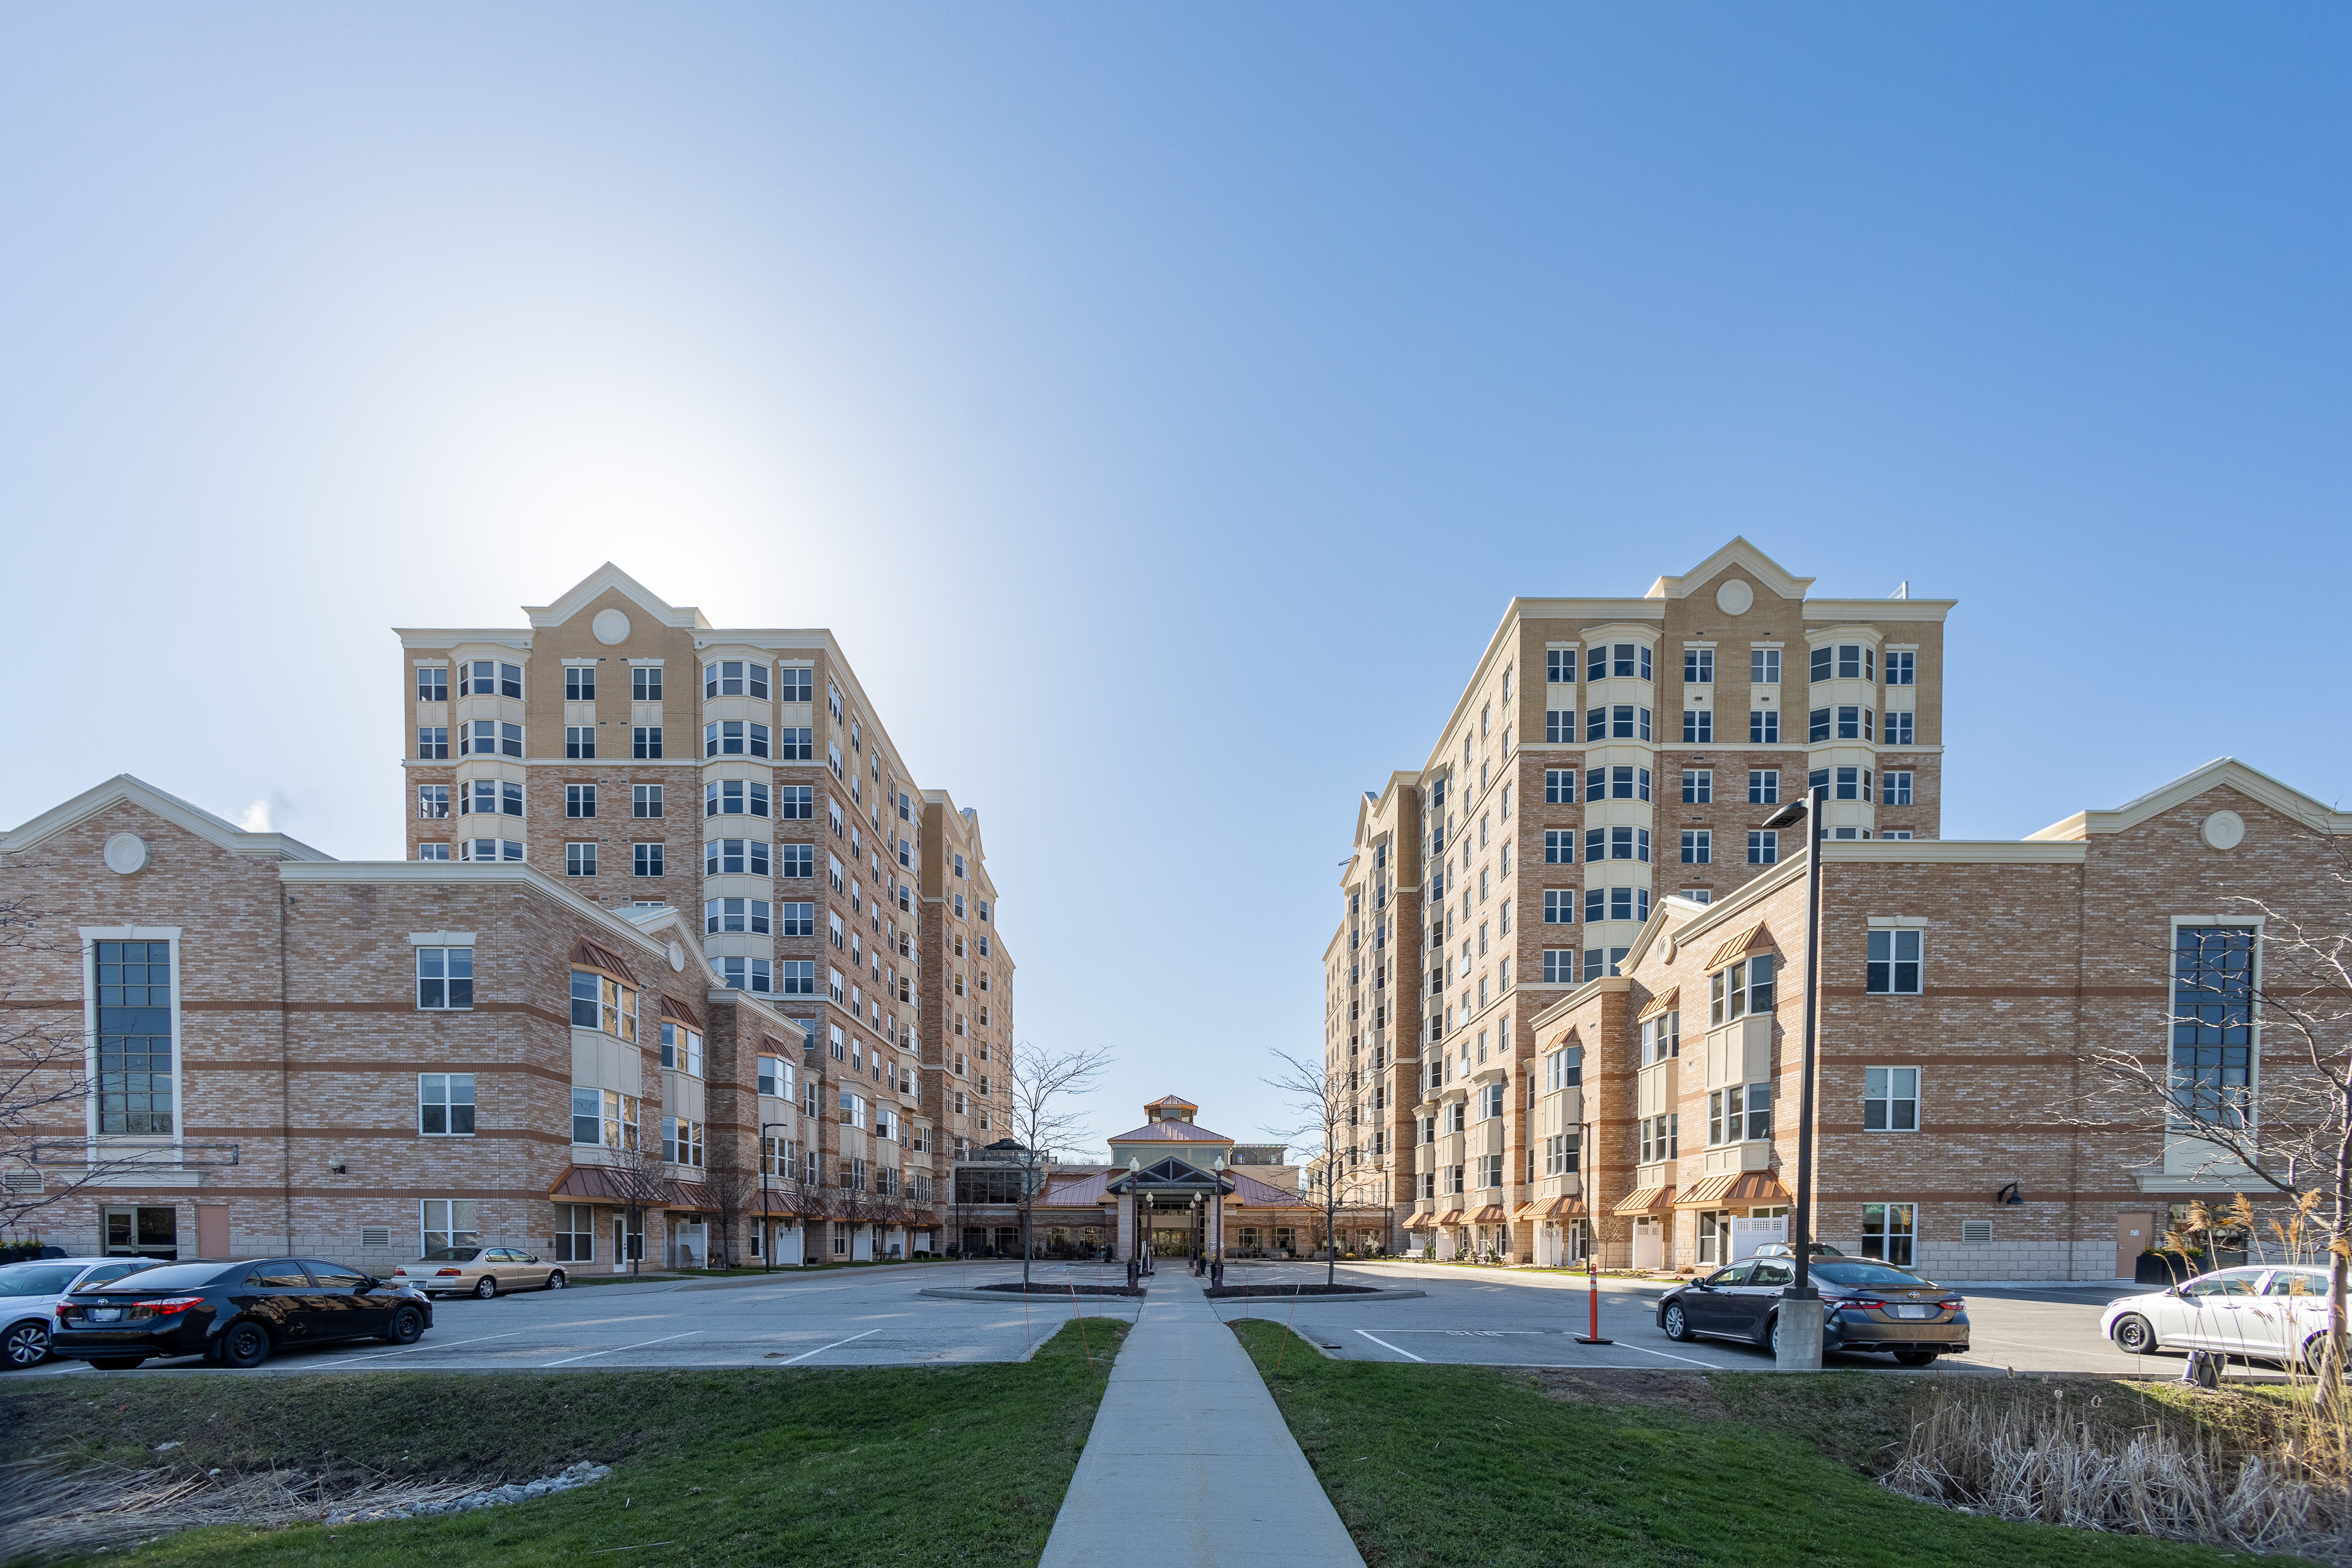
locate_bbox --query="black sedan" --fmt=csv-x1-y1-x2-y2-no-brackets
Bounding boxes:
50,1257,432,1370
1656,1256,1970,1366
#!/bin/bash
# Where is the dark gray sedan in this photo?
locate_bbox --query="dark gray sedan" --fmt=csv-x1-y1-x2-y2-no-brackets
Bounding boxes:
1657,1256,1970,1365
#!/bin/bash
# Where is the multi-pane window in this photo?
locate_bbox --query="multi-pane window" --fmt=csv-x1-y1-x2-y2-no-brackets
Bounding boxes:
461,720,524,758
1810,643,1875,682
1885,651,1915,686
1542,829,1575,864
663,1117,707,1168
565,666,595,701
1684,648,1714,684
417,666,450,702
1544,769,1575,804
416,946,473,1009
778,785,814,820
778,844,815,878
570,970,638,1037
633,726,664,758
1747,830,1778,865
553,1204,596,1262
1885,710,1915,745
780,960,817,996
705,780,772,818
1681,769,1713,804
1480,1082,1506,1120
660,1022,706,1076
777,726,813,761
462,780,524,818
1545,649,1575,684
704,839,771,876
422,1198,480,1254
1586,643,1652,680
778,666,814,703
717,957,773,993
1749,709,1779,744
1748,769,1779,805
417,843,451,861
566,784,597,818
1708,954,1775,1023
704,898,772,934
1867,930,1923,993
416,726,448,759
1545,709,1575,744
1583,887,1650,923
1751,648,1781,685
778,901,815,937
1638,1114,1678,1163
1861,1202,1915,1266
704,721,771,758
1542,949,1575,982
1681,829,1711,864
1476,1153,1504,1189
93,940,173,1136
1882,771,1913,807
1706,1082,1771,1144
1682,709,1712,744
1863,1068,1919,1131
417,785,450,819
1807,707,1830,743
1585,766,1650,802
1584,826,1649,862
565,842,597,877
1543,1133,1580,1175
564,725,597,759
418,1074,475,1135
631,665,663,701
460,839,524,861
704,660,769,698
469,660,523,698
1545,1046,1582,1090
633,843,665,878
571,1087,641,1148
631,784,664,818
1641,1010,1679,1062
1542,891,1575,925
2171,926,2257,1128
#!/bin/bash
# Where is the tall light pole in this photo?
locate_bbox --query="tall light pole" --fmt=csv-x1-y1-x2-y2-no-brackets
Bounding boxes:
1760,785,1826,1370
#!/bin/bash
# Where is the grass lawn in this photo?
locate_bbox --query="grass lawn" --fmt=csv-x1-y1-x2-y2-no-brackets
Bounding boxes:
1229,1320,2278,1568
1,1319,1118,1568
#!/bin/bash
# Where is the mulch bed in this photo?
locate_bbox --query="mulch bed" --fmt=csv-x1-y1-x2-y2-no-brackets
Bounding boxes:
1204,1283,1382,1298
970,1281,1144,1297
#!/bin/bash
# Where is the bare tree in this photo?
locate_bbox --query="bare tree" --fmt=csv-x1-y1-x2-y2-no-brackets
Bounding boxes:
2066,886,2352,1404
1265,1046,1380,1287
1003,1039,1112,1287
703,1163,758,1269
0,899,90,1237
600,1134,672,1276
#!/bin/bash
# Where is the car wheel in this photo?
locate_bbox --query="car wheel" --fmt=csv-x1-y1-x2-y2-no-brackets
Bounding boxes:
90,1357,148,1370
545,1270,566,1291
2,1319,50,1369
2301,1333,2342,1376
2111,1313,2158,1355
1660,1303,1693,1342
382,1305,426,1345
217,1320,273,1369
1893,1350,1939,1367
1767,1316,1781,1354
473,1276,498,1300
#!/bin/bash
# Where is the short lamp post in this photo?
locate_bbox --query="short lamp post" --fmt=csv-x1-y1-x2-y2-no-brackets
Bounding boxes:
1760,786,1828,1371
760,1120,792,1273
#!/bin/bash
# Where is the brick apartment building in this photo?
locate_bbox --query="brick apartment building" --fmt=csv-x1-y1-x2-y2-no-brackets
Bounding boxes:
1329,539,2352,1279
0,566,1014,1266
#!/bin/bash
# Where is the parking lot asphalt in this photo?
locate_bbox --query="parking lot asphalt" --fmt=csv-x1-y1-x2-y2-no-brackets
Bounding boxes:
17,1256,2258,1381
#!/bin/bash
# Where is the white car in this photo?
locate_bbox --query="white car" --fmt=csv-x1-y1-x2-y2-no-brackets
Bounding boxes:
0,1256,164,1369
2103,1264,2340,1368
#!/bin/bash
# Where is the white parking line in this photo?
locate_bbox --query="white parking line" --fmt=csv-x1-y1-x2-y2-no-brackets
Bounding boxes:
1610,1341,1732,1370
540,1331,703,1367
314,1330,529,1366
776,1327,883,1365
1355,1330,1427,1362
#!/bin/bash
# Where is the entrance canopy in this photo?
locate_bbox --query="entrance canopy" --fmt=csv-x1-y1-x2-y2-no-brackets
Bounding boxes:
1106,1155,1232,1197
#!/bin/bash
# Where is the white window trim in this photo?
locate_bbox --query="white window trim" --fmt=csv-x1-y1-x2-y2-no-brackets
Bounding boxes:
407,931,478,946
1866,916,1929,929
79,927,184,1155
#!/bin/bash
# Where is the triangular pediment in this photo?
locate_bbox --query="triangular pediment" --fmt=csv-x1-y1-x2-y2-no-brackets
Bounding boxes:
2027,757,2352,842
523,564,711,631
1646,537,1814,603
0,774,334,862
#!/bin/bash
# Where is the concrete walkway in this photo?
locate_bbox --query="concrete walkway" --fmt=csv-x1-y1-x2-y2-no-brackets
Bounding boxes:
1039,1270,1366,1568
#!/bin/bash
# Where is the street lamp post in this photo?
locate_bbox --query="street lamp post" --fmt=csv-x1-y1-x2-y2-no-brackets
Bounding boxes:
1760,785,1828,1370
760,1120,792,1273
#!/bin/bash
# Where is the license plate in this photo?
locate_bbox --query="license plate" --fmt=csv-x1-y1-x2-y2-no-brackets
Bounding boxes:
86,1307,123,1322
1892,1305,1935,1320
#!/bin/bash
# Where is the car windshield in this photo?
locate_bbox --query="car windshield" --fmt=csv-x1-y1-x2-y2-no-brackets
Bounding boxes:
85,1262,243,1292
422,1248,483,1262
1813,1262,1931,1289
0,1263,85,1296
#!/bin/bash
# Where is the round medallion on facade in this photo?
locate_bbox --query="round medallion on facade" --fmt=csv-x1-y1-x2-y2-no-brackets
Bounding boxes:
2201,810,2245,851
592,608,631,646
667,941,685,971
102,832,149,874
1714,579,1754,616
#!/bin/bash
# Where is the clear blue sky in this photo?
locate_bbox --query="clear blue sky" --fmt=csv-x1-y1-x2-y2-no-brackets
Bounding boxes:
2,7,2346,1151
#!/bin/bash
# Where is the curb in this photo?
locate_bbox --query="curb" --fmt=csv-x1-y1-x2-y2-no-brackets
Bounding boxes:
1209,1288,1427,1303
919,1287,1144,1303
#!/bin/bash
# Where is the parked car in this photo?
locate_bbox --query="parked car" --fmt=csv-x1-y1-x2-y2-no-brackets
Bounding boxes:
49,1257,432,1370
1657,1256,1970,1365
1749,1242,1846,1260
0,1257,163,1369
390,1245,567,1299
2103,1264,2338,1368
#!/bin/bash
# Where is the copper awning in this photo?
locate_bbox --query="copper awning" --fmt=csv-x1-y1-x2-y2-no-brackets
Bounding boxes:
1403,1210,1439,1230
1636,986,1680,1023
1674,1170,1791,1209
1517,1196,1588,1221
1432,1208,1466,1227
1466,1204,1507,1224
1612,1185,1676,1216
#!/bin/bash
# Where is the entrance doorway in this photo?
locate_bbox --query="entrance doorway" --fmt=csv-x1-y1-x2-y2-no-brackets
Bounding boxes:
102,1205,177,1259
